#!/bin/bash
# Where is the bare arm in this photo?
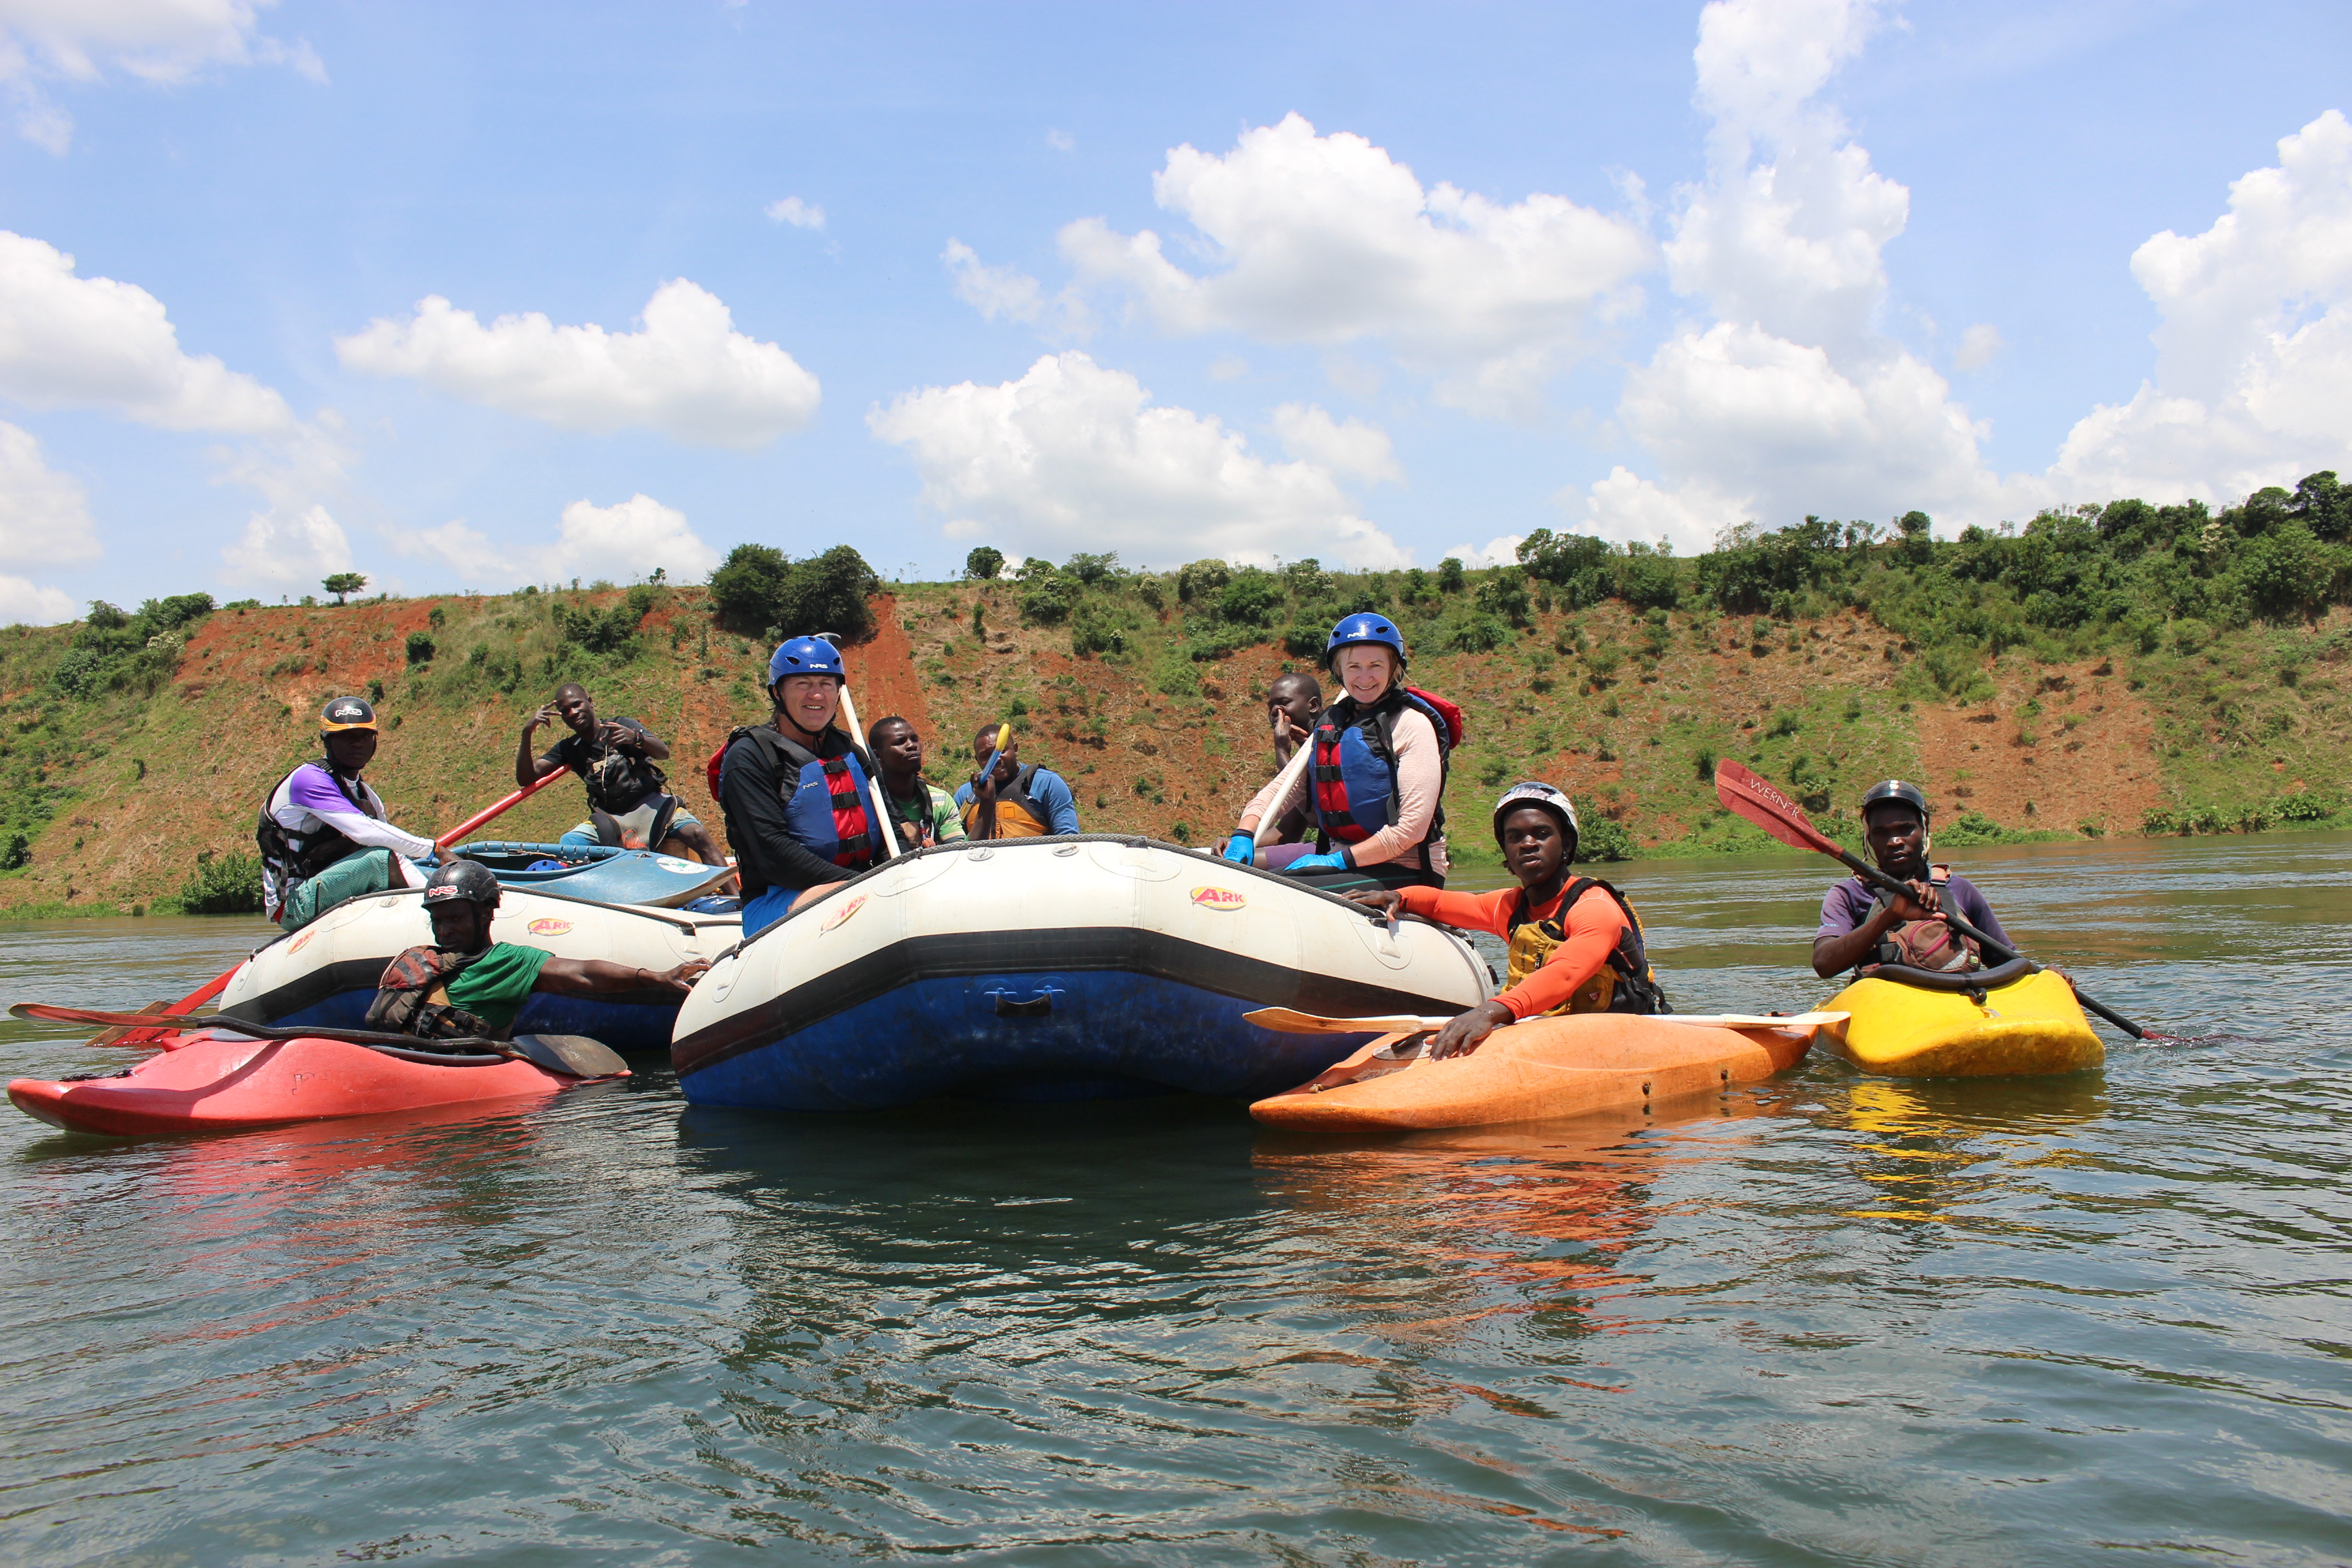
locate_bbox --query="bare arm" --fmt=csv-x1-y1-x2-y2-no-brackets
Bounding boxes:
534,957,708,998
608,720,670,762
516,705,565,789
1810,881,1939,978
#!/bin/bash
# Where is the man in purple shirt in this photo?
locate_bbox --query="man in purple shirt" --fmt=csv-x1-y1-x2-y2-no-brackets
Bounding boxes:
256,696,438,931
1812,779,2010,978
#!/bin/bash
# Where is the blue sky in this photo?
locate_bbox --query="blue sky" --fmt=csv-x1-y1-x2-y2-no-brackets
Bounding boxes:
0,0,2345,620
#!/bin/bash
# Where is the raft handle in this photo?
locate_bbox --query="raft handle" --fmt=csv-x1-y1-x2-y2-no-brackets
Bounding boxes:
987,986,1063,1018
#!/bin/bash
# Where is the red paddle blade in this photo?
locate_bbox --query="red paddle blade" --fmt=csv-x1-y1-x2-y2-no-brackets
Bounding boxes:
1712,760,1840,855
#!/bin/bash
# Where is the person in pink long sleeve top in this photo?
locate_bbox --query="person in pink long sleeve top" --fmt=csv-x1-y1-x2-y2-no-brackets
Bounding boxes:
1224,615,1451,891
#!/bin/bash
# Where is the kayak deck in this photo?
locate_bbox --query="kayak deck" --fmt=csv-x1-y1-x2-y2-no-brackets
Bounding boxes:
1820,967,2103,1077
1248,1012,1818,1132
7,1031,618,1137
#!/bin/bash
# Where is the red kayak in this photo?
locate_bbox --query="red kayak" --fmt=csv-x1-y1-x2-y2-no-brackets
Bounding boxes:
8,1030,621,1137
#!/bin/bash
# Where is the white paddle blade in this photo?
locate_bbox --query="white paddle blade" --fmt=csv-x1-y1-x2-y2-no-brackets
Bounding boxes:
1244,1006,1454,1035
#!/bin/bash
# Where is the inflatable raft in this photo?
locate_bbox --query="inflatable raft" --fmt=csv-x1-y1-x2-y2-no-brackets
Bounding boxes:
8,1030,617,1137
219,885,741,1051
671,836,1494,1110
453,841,735,907
1249,1013,1823,1132
1820,959,2104,1077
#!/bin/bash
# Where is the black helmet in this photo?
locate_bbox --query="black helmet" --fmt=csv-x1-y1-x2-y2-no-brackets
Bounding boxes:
1860,779,1931,824
320,695,378,734
423,860,500,909
1492,781,1580,862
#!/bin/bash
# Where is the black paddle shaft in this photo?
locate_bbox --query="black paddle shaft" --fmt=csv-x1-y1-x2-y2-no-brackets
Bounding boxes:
1829,845,2149,1040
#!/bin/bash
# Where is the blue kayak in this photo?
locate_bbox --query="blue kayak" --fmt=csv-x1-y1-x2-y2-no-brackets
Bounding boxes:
453,841,735,907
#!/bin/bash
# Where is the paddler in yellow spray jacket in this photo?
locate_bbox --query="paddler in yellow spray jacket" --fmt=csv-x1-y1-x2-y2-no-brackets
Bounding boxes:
953,723,1081,839
1345,783,1669,1059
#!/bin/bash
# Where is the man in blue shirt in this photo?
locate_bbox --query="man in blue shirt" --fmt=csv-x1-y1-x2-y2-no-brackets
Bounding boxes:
1812,779,2011,977
951,723,1081,838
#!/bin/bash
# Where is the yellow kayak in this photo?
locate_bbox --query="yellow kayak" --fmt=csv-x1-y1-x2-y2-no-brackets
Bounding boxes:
1821,961,2103,1077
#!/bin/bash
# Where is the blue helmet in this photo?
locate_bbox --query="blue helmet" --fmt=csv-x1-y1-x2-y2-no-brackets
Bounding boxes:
767,635,845,687
1324,613,1406,672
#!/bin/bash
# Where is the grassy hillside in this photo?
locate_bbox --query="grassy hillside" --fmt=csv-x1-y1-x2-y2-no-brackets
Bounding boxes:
3,474,2349,914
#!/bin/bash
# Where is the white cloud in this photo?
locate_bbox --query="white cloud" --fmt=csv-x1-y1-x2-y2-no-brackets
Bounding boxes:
390,495,720,590
334,278,821,449
943,240,1046,325
0,230,293,433
1444,534,1523,569
1058,112,1654,416
0,419,98,564
0,572,72,623
868,350,1409,569
1954,323,2004,371
1271,402,1403,484
0,1,323,153
1206,353,1249,381
2038,109,2352,503
766,195,825,229
219,502,353,589
1046,129,1074,153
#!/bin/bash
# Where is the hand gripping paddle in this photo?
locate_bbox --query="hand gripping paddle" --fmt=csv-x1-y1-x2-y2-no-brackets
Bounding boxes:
1710,760,2156,1040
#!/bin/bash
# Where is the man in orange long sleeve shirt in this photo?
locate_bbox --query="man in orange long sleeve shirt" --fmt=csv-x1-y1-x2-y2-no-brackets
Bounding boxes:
1346,782,1669,1058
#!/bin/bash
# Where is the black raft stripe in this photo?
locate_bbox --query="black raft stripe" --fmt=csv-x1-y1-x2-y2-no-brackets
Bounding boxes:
672,924,1468,1078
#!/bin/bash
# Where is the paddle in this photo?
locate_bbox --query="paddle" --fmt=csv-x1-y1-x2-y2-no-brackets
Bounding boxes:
1244,1005,1848,1036
814,631,902,860
1236,730,1319,861
98,768,576,1048
18,1002,625,1079
1711,760,2153,1040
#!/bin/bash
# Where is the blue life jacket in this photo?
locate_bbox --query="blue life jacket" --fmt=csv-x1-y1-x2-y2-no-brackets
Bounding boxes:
1309,689,1453,854
721,725,885,872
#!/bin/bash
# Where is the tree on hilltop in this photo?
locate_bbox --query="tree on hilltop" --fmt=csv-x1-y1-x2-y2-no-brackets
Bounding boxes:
323,572,368,604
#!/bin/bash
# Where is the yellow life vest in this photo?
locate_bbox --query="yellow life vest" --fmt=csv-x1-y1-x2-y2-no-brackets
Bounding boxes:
961,762,1054,839
1503,877,1669,1016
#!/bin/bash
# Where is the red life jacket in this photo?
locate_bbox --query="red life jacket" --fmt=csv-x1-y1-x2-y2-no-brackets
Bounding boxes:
1309,686,1461,853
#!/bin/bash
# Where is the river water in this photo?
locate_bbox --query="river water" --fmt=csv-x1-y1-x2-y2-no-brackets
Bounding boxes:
2,834,2347,1565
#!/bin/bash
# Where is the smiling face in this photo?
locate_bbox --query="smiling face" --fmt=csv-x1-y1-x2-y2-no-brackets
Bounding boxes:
1335,645,1399,704
554,685,595,734
324,729,378,772
1864,802,1929,875
774,674,841,737
970,729,1018,784
1499,806,1568,888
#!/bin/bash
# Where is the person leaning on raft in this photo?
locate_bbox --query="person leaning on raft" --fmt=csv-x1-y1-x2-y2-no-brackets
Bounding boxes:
366,862,706,1041
257,696,438,932
1224,615,1450,890
1812,779,2012,979
715,637,890,937
868,716,966,852
515,683,723,865
952,723,1082,839
1245,670,1323,867
1345,783,1669,1059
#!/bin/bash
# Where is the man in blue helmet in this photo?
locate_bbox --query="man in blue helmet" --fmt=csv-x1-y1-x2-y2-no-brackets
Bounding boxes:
714,636,889,936
1812,779,2010,977
1225,614,1457,889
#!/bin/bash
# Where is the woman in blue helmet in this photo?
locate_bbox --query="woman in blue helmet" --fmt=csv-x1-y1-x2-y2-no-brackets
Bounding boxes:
1225,613,1452,890
715,636,889,936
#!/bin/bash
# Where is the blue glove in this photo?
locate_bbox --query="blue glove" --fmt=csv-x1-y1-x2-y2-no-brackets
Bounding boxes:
1282,851,1349,872
1222,834,1255,864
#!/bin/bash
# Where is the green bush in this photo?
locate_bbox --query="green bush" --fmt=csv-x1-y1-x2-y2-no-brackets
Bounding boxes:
1019,573,1079,626
405,630,436,664
0,832,27,870
964,545,1005,581
1218,568,1285,625
708,543,878,640
174,849,263,915
1577,819,1635,863
1176,559,1230,602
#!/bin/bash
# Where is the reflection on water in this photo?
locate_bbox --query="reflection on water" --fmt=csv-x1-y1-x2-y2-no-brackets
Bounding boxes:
2,837,2349,1564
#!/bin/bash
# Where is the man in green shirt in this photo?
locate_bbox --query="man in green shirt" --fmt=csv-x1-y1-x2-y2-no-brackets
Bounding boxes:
868,716,967,853
365,862,706,1041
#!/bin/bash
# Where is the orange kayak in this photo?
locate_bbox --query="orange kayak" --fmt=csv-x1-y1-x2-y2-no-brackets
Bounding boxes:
8,1031,615,1137
1248,1013,1819,1132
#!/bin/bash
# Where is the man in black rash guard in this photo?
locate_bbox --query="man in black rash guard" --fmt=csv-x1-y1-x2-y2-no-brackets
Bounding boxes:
715,636,889,936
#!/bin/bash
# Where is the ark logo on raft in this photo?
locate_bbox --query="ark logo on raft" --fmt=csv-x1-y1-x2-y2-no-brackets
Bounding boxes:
819,894,868,934
527,918,573,936
1189,886,1247,911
